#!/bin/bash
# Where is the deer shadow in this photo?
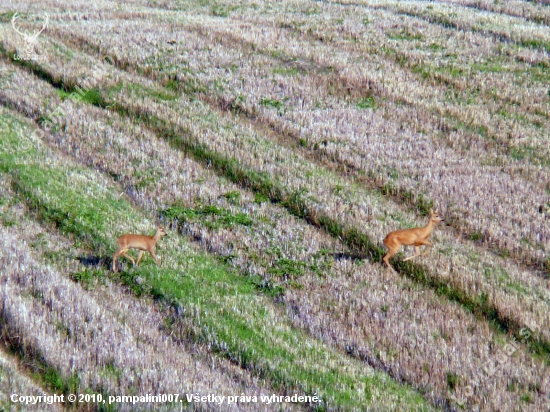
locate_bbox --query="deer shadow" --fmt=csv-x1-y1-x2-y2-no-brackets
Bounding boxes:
332,252,365,261
76,255,111,269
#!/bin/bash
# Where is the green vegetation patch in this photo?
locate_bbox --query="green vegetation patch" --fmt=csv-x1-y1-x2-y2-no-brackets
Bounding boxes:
211,4,239,18
69,268,108,290
428,42,444,51
78,87,105,106
260,97,286,113
179,77,208,97
254,192,270,204
268,257,306,279
4,163,126,253
162,204,253,230
221,190,241,204
520,38,550,54
356,96,376,109
129,82,179,101
272,66,302,76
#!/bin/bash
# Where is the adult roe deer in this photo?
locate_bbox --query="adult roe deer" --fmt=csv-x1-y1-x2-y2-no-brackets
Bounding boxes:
382,209,444,273
112,226,167,272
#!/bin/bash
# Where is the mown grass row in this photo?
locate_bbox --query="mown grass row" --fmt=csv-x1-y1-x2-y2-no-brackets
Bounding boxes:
0,111,436,411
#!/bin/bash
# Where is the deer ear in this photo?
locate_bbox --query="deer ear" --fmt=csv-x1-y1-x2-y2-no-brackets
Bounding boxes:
429,208,434,214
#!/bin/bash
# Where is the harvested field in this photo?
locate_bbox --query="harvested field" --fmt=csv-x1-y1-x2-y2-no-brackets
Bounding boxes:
0,0,548,411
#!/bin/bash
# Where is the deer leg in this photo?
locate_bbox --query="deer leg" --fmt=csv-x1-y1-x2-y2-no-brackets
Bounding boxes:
136,251,144,266
149,249,160,266
382,246,399,273
120,250,136,266
112,252,119,272
403,246,422,261
112,247,129,272
420,240,433,256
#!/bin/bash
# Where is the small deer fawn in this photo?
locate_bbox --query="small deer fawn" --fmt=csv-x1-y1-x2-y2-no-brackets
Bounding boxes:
112,226,167,272
382,209,444,273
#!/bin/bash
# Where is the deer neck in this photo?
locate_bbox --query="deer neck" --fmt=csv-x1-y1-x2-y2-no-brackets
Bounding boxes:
421,219,436,237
